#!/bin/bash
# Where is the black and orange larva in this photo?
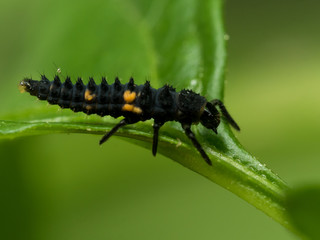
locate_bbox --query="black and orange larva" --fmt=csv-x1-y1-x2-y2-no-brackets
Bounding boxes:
19,75,240,165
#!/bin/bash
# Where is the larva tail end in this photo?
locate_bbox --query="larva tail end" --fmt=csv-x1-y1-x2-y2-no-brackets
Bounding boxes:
18,79,31,93
18,78,39,96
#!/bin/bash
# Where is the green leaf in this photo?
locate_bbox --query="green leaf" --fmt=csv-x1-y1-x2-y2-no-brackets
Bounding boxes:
0,0,293,233
286,186,320,239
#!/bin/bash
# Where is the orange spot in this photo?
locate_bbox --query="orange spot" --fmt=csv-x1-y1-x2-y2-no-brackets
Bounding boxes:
132,107,142,114
123,90,136,103
122,104,134,112
199,102,206,115
122,104,142,114
85,89,96,102
86,105,93,111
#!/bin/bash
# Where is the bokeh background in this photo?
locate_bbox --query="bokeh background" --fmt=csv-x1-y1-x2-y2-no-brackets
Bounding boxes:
1,0,319,239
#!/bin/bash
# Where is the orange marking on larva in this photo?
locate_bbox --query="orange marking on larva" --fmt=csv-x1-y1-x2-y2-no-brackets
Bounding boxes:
123,90,136,103
199,102,207,115
84,89,96,102
132,107,142,114
122,104,134,112
86,105,93,111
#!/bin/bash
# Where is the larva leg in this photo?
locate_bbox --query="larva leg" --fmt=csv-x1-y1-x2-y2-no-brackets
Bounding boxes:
182,124,212,165
209,99,240,131
99,119,130,145
152,121,164,156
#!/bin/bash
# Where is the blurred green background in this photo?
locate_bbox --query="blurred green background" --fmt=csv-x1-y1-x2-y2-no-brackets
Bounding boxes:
0,0,319,239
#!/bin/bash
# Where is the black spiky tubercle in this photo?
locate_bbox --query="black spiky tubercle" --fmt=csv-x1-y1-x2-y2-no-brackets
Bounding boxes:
70,78,85,112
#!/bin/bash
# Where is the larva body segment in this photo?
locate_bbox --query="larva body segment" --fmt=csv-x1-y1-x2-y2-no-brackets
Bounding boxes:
19,75,240,165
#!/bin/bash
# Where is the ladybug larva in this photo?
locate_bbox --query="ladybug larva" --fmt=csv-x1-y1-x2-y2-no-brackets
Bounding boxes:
19,75,240,165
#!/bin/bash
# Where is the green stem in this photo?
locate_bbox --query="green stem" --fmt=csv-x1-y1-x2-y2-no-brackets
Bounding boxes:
0,118,293,231
194,0,293,231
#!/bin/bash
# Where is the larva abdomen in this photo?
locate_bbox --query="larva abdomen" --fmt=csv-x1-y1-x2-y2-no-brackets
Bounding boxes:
19,76,147,118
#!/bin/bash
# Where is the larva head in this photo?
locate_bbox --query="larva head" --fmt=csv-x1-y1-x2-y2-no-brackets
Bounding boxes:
200,103,220,134
18,79,39,95
201,99,240,133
